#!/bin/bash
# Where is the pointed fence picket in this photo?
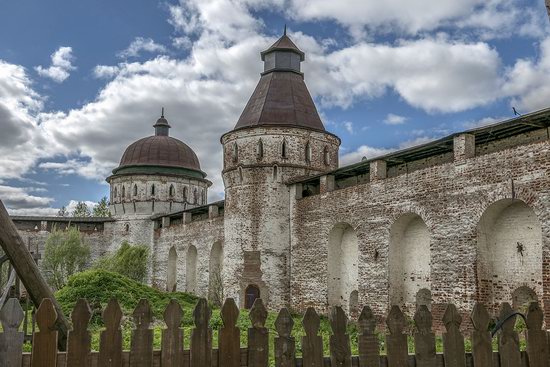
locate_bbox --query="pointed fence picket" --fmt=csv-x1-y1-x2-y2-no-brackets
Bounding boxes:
2,297,549,367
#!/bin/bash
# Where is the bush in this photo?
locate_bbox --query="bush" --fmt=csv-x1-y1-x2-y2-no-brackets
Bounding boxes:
42,226,91,290
95,241,149,282
56,269,198,324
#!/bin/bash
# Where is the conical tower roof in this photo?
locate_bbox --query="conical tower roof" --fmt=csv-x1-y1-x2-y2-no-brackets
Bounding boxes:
233,31,324,132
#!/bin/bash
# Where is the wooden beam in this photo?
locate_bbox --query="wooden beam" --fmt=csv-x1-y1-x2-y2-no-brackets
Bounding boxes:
0,201,69,349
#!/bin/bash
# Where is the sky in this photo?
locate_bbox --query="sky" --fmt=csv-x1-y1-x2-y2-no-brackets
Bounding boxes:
1,0,550,215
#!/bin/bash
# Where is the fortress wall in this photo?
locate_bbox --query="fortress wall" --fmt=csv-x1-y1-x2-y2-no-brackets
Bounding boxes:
151,215,224,297
290,134,550,325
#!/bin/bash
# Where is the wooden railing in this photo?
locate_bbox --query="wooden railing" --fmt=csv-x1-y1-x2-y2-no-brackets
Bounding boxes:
0,297,549,367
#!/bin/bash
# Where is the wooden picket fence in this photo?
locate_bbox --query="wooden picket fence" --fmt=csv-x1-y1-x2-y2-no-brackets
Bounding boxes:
0,297,549,367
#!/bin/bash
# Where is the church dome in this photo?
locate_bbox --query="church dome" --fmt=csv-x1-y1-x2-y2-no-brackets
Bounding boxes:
118,135,201,171
110,111,205,179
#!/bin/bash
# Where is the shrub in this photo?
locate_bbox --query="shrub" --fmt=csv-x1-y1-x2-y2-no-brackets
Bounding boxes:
42,226,91,290
95,241,149,282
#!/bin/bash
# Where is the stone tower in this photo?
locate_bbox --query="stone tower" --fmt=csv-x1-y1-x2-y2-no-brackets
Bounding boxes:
107,111,211,246
221,32,340,309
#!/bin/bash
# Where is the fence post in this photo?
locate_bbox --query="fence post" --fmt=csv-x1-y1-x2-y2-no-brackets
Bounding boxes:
161,299,185,367
190,298,212,367
329,306,352,367
497,302,521,367
31,298,58,367
302,307,324,367
275,307,296,367
248,298,269,367
219,298,240,367
98,298,123,367
525,301,549,367
386,305,408,367
358,306,379,367
130,299,154,367
0,298,25,367
67,298,92,367
414,305,436,367
442,304,466,367
470,303,492,367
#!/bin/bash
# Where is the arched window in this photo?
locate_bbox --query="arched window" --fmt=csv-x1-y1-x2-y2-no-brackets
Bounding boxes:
202,190,206,205
169,184,175,198
281,139,287,158
193,188,198,204
151,184,156,196
257,139,264,159
183,186,188,201
232,142,239,163
124,223,129,233
272,165,278,182
323,146,330,166
167,246,178,292
114,186,118,199
245,284,260,309
121,186,125,199
305,142,311,163
133,184,138,197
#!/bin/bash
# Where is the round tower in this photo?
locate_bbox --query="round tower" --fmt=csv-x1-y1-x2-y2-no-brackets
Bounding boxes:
221,32,340,310
107,111,211,222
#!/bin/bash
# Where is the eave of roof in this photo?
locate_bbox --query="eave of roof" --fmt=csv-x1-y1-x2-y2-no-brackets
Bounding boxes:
151,200,225,221
288,107,550,185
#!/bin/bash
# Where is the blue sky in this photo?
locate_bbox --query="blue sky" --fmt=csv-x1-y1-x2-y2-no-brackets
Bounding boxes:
1,0,549,215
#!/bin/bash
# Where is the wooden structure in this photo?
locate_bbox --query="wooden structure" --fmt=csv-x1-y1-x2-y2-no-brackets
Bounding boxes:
1,296,549,367
0,201,70,347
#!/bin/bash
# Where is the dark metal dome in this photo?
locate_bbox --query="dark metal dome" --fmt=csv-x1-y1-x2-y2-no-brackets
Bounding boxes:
118,135,201,171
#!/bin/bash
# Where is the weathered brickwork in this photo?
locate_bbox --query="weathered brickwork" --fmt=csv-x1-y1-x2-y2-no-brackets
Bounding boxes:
289,131,550,326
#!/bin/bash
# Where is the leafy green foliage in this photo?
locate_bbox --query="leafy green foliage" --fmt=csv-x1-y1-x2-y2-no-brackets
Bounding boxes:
72,201,91,217
56,269,198,324
94,241,149,282
92,196,111,217
42,226,91,290
57,206,68,217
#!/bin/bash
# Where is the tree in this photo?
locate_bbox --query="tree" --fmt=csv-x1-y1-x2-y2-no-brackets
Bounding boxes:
92,196,111,217
42,226,91,290
72,202,91,217
57,206,68,217
95,242,149,282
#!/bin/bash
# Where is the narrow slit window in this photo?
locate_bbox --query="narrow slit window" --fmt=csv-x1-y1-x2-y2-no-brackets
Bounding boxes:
133,184,138,197
257,139,263,159
281,140,287,158
151,184,156,196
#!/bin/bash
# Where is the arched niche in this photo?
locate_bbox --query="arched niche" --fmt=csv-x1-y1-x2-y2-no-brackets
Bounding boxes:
185,245,198,294
389,213,430,307
477,199,542,307
166,246,177,292
209,241,224,305
327,223,359,311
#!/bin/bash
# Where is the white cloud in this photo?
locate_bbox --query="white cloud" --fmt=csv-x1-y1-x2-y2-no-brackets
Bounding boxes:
305,37,502,113
343,121,354,134
172,36,192,49
93,65,120,79
287,0,546,39
0,185,53,210
463,116,506,129
34,46,75,83
384,113,407,125
117,37,168,58
66,200,98,214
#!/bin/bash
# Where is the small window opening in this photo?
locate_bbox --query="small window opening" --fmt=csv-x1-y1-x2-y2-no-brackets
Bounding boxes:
114,186,118,198
232,142,239,163
183,186,188,201
169,184,175,198
121,186,126,199
202,190,206,204
151,184,156,196
323,146,330,166
133,184,138,197
193,188,198,204
125,223,130,233
305,142,311,163
281,140,287,158
238,166,244,183
257,139,264,159
273,165,278,182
